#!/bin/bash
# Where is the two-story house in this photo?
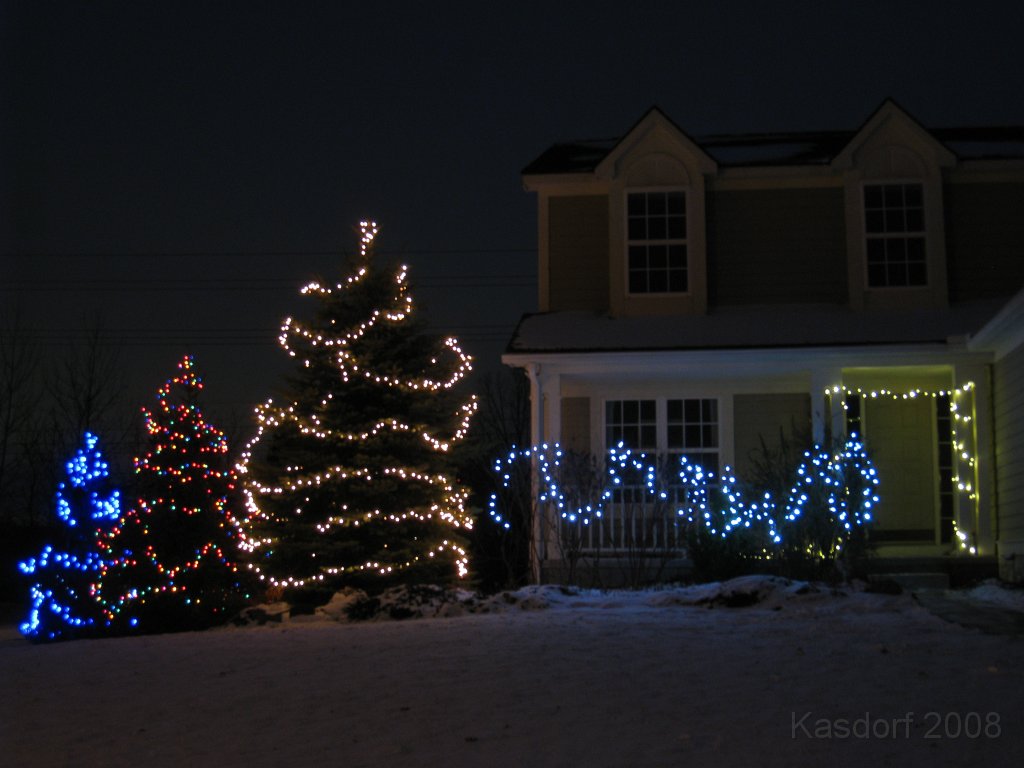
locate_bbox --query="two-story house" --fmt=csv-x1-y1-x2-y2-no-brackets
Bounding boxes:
504,100,1024,584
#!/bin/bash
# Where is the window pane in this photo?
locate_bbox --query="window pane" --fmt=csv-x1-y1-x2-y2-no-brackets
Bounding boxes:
684,399,700,422
865,210,885,233
904,184,923,207
648,270,667,293
628,218,646,240
648,193,666,215
641,425,657,449
905,208,924,232
887,262,905,286
864,185,883,208
906,237,925,262
629,270,646,293
649,245,668,269
668,271,688,293
886,208,906,232
666,216,685,239
629,245,647,269
647,216,666,240
667,424,682,447
641,400,656,421
627,193,645,216
884,185,903,207
868,263,887,286
623,400,638,422
702,400,717,421
667,399,682,421
685,425,701,446
866,239,885,264
907,262,927,285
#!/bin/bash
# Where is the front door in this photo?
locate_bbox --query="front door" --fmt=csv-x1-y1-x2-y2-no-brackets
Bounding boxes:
863,397,938,543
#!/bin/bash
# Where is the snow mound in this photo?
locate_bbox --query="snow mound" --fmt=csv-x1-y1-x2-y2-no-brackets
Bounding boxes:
300,584,585,623
295,578,846,623
962,579,1024,612
644,575,832,609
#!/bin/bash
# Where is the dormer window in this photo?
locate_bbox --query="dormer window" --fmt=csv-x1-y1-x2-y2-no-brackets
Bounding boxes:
864,182,927,288
626,189,687,294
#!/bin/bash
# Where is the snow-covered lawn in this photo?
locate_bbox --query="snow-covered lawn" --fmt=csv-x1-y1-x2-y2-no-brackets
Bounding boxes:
2,578,1022,767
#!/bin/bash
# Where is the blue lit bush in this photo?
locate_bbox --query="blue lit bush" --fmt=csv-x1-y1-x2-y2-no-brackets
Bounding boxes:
18,432,122,641
489,436,879,584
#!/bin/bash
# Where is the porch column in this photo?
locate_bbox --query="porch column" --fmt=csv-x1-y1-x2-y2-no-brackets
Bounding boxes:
526,364,544,583
955,364,994,556
543,371,562,446
810,367,844,445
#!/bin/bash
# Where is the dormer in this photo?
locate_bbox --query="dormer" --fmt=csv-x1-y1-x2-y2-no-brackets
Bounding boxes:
832,100,956,310
598,108,717,316
523,107,716,317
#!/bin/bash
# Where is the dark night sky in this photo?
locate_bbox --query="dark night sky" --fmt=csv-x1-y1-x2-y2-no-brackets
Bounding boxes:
3,1,1024,426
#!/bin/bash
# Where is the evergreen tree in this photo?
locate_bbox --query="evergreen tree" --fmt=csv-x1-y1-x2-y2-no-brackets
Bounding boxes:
238,222,476,598
19,432,121,641
100,356,248,632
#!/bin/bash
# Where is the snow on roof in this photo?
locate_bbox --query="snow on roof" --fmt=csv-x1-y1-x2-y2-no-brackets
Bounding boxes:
506,301,1007,355
522,125,1024,175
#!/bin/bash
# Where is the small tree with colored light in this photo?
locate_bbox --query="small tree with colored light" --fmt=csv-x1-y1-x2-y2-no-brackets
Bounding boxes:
237,222,476,601
100,356,248,632
18,432,121,642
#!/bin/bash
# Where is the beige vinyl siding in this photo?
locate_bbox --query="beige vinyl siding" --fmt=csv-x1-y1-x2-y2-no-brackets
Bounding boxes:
561,397,591,453
732,393,812,481
708,188,846,306
994,342,1024,542
946,182,1024,301
548,195,610,311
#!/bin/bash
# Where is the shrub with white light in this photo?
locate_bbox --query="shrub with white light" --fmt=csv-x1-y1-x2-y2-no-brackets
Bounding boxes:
237,222,476,597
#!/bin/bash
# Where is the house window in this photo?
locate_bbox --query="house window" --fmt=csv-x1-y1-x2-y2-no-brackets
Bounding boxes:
864,183,926,287
605,399,657,450
667,398,719,477
626,190,687,294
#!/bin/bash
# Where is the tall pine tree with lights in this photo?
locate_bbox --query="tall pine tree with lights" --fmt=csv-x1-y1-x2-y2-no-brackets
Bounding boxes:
18,432,121,641
237,222,477,600
100,356,248,632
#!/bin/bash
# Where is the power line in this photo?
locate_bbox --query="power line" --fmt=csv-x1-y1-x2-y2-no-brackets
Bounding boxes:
2,247,537,258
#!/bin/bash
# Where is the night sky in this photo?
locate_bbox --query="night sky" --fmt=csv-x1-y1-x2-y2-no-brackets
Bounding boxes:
3,1,1024,424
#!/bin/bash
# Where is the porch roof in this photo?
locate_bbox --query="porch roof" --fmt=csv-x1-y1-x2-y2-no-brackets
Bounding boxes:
505,300,1007,356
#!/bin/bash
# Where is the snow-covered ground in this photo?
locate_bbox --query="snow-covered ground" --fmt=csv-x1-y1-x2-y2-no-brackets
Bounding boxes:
2,577,1023,768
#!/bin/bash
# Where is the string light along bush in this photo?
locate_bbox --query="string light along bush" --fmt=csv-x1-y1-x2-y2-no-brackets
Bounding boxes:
781,434,879,579
489,437,880,582
99,356,249,633
236,222,477,600
18,432,121,642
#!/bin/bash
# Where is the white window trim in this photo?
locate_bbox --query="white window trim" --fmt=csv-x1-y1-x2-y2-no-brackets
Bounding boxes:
623,186,691,298
860,179,930,291
600,395,731,472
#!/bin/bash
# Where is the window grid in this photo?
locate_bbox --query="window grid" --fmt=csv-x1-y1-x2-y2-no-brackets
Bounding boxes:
627,190,687,294
864,183,927,288
667,398,720,479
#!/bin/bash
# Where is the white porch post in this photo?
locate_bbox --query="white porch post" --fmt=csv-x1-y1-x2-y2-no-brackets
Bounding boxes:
955,364,994,555
810,367,844,445
526,364,544,583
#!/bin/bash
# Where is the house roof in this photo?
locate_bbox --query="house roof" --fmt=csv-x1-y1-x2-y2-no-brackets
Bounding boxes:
505,301,1008,356
522,116,1024,175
